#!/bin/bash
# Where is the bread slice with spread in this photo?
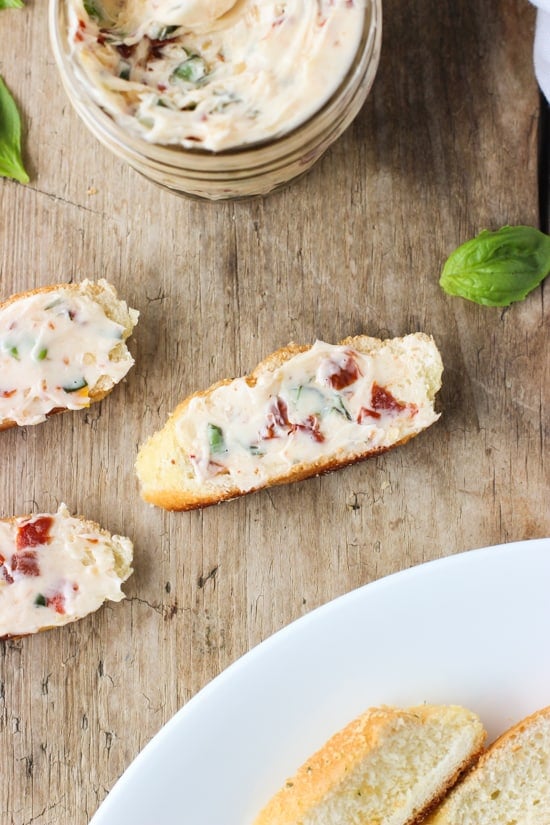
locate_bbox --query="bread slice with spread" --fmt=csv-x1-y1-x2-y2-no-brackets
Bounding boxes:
425,705,550,824
0,504,133,639
136,333,443,510
0,279,138,430
253,705,486,825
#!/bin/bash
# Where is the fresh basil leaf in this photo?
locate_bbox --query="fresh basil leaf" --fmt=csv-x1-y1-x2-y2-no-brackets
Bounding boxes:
0,1,24,9
0,76,29,184
440,226,550,307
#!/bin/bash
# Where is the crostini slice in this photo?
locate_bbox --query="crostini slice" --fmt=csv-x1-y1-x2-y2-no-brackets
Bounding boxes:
136,333,443,510
0,504,133,638
425,704,550,824
253,704,486,825
0,279,138,430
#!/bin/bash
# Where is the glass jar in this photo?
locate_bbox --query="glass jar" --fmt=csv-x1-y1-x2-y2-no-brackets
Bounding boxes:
49,0,382,201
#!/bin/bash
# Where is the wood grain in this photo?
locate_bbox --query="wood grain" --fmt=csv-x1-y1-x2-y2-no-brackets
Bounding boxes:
0,1,547,823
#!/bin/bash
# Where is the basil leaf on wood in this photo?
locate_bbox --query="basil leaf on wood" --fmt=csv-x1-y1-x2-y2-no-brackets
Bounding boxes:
440,226,550,306
0,1,24,9
0,76,29,184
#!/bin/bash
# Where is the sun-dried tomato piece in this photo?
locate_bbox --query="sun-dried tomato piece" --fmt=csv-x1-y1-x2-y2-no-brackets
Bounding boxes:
261,397,290,439
11,551,40,577
291,415,325,442
357,406,381,423
324,352,361,390
16,516,53,550
370,383,408,413
46,593,66,615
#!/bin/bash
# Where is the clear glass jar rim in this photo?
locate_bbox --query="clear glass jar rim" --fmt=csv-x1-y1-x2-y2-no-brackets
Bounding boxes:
49,0,382,172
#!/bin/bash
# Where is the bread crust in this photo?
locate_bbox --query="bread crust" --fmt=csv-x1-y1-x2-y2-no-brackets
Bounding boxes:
253,705,486,825
0,279,138,431
469,703,550,764
136,333,443,510
425,704,550,824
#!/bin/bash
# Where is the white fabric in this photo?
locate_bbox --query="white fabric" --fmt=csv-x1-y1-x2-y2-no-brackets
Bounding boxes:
532,2,550,100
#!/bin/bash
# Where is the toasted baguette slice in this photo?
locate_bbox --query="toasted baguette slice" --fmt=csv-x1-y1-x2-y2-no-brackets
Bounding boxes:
254,705,486,825
425,705,550,824
0,279,138,430
136,333,443,510
0,503,133,638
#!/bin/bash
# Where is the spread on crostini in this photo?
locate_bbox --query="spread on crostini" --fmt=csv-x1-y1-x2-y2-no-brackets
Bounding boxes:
0,282,136,428
176,338,441,491
0,504,133,638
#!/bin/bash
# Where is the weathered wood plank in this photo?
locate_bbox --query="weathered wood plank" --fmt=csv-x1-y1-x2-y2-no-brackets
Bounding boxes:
0,1,545,823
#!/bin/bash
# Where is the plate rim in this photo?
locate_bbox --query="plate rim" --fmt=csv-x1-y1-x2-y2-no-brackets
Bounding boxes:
90,536,550,824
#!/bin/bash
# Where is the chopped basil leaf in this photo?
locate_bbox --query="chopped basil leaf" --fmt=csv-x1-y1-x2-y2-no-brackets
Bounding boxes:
290,384,323,413
119,62,131,81
172,56,207,84
0,75,29,184
440,226,550,307
331,395,352,420
36,347,48,361
34,593,47,607
249,444,264,456
214,93,239,112
83,0,102,20
207,423,226,454
156,24,179,40
9,345,19,359
63,377,88,393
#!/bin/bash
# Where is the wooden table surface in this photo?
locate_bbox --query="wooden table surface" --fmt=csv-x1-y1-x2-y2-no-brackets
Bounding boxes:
1,1,548,823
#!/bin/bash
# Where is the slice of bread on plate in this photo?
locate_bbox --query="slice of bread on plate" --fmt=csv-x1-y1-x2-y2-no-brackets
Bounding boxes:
0,278,138,430
136,332,443,510
0,503,133,638
253,704,486,825
425,704,550,824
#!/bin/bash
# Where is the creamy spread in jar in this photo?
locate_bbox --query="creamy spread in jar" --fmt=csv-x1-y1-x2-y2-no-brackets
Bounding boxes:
176,338,441,491
0,504,133,638
66,0,368,151
0,285,135,427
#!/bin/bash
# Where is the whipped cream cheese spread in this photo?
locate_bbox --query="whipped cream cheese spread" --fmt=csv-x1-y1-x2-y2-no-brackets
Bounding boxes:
176,339,441,491
0,505,133,638
66,0,368,150
0,286,134,427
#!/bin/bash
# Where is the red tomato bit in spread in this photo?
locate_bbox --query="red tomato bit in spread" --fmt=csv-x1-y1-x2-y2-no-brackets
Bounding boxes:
260,398,324,443
324,352,361,390
260,397,290,439
370,383,409,413
46,593,66,615
11,550,40,577
357,384,418,423
16,516,54,550
357,406,381,423
291,415,325,442
0,555,14,584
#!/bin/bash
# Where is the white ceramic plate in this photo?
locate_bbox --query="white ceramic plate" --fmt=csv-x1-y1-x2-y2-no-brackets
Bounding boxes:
90,538,550,825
